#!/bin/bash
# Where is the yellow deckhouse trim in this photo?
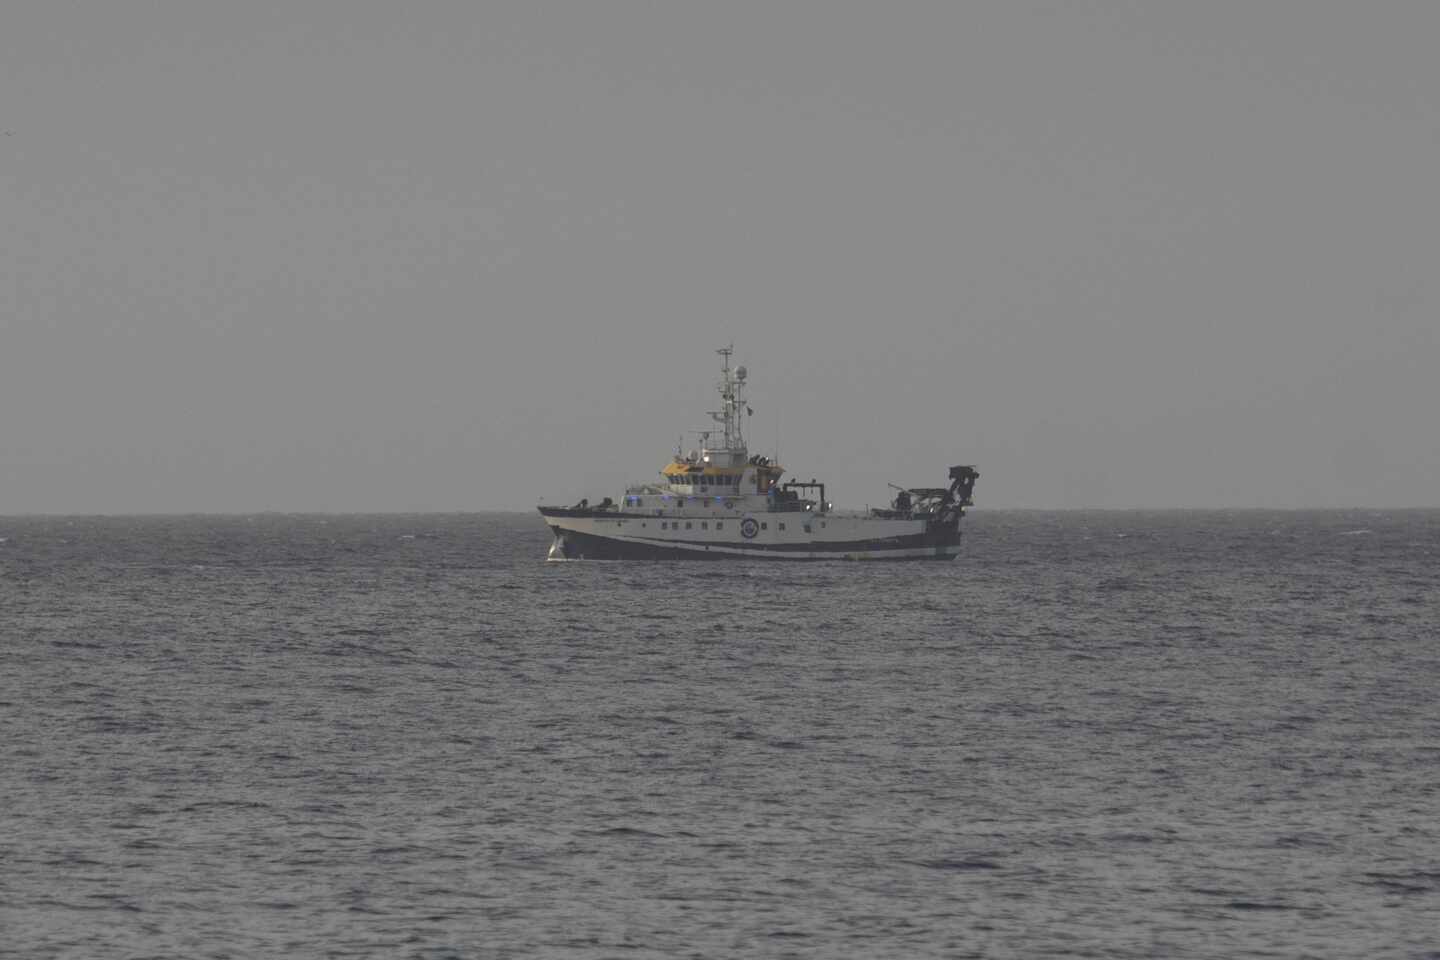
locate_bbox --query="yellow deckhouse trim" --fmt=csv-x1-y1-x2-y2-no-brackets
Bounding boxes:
661,464,743,478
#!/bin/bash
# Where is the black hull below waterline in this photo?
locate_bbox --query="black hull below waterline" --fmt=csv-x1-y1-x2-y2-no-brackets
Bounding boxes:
543,525,962,561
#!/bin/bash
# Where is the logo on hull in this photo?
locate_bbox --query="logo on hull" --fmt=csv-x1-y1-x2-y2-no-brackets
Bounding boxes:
740,518,759,539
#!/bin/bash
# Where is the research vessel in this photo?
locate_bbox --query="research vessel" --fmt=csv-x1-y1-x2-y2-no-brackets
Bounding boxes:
538,348,977,560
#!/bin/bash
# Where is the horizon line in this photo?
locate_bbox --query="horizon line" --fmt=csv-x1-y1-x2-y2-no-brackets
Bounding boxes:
4,505,1440,519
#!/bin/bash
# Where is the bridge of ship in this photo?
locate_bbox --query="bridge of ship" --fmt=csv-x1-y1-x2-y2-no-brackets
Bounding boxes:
657,454,784,496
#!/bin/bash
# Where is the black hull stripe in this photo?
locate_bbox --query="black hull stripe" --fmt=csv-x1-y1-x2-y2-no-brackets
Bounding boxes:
547,527,961,561
623,533,959,553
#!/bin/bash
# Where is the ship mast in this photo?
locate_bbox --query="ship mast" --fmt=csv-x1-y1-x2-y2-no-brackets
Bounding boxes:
708,345,748,458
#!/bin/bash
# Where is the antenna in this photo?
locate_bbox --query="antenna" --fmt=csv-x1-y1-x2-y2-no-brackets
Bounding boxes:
775,407,780,464
708,343,746,453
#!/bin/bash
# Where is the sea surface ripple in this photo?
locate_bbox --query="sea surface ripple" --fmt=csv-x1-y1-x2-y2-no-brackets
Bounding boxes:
2,510,1438,958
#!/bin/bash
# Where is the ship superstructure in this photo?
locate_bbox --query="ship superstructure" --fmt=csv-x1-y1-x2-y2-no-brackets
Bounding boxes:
538,348,977,561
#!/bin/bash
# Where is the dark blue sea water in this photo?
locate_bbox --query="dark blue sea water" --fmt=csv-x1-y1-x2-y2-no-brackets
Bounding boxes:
3,510,1439,958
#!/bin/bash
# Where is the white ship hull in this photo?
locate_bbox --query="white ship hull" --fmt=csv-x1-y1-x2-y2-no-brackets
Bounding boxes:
538,508,963,561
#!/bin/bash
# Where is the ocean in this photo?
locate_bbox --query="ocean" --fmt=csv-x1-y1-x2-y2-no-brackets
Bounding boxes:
3,510,1438,958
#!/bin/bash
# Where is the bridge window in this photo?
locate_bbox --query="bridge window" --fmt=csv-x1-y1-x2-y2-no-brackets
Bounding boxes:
701,522,708,530
777,522,785,531
685,521,693,530
715,522,723,530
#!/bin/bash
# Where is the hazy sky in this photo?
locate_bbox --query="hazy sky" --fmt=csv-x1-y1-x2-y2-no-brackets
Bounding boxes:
2,2,1437,512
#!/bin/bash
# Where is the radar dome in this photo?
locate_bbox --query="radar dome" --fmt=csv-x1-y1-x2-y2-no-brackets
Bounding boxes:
735,365,747,381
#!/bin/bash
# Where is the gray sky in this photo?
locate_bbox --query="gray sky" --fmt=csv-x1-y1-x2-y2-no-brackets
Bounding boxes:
2,2,1437,512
